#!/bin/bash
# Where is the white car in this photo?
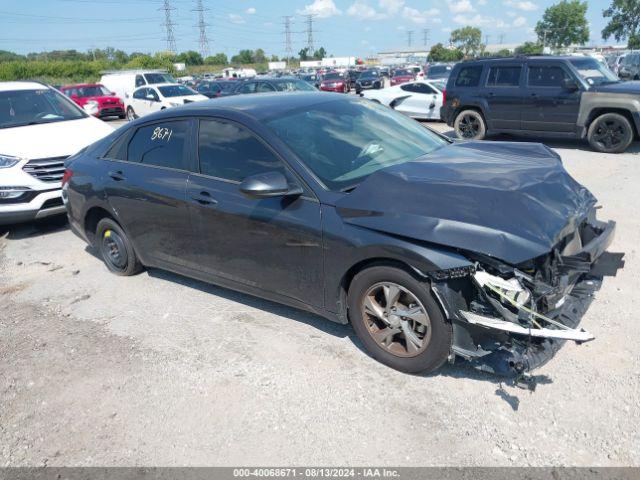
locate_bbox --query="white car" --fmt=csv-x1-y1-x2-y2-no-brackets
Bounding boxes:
0,81,113,225
126,83,208,120
362,79,446,121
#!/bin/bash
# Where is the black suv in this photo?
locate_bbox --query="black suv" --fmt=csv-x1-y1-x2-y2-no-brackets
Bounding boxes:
441,56,638,153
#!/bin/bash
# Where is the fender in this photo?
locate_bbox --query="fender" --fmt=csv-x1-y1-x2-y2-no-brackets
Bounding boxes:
578,91,640,137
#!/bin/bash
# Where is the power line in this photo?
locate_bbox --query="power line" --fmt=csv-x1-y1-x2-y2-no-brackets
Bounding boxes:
422,28,430,47
304,14,316,55
160,0,177,53
407,30,413,47
282,15,293,61
192,0,209,58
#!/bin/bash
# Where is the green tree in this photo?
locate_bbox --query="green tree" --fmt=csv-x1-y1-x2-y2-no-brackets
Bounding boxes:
450,27,483,56
602,0,640,45
0,50,25,62
205,53,228,65
515,41,544,55
428,43,464,62
298,47,309,60
535,0,589,48
252,48,267,63
313,47,326,60
270,54,280,62
628,33,640,49
231,49,254,64
175,50,203,65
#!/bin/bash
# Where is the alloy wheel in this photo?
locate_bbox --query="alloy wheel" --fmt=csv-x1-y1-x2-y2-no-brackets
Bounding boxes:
361,282,431,358
592,118,626,150
458,114,481,138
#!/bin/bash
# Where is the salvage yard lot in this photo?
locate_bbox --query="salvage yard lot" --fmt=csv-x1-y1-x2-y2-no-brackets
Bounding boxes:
1,122,639,466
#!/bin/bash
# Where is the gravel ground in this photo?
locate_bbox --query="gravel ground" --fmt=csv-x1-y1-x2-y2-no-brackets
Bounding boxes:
1,122,639,467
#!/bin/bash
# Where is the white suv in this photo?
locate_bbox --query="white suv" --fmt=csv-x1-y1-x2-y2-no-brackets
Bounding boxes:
0,81,113,226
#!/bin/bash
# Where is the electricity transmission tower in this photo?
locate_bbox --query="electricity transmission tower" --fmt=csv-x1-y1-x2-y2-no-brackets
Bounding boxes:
304,14,316,55
422,29,430,47
282,16,293,61
407,30,413,47
498,33,505,45
161,0,177,54
193,0,210,58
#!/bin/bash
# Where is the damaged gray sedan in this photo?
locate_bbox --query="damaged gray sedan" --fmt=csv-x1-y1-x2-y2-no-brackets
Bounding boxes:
66,93,623,377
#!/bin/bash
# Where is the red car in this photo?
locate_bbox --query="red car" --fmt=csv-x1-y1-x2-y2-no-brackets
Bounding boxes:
319,72,350,93
60,83,125,119
390,68,415,86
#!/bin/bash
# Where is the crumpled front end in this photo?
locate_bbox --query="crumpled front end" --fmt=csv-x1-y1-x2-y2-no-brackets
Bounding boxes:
431,210,624,377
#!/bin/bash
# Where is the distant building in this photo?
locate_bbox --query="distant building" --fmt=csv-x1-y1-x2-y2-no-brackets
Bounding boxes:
483,43,520,54
377,46,431,65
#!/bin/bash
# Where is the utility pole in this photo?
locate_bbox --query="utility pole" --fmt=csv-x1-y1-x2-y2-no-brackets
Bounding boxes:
407,30,414,47
161,0,177,54
498,33,505,45
422,28,430,47
282,16,293,62
193,0,210,59
304,14,316,56
541,28,551,49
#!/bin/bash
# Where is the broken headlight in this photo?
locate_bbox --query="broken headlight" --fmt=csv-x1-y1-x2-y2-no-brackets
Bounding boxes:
473,270,530,306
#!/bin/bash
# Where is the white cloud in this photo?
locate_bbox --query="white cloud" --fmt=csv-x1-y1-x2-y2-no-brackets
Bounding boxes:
228,13,245,24
442,27,452,33
512,15,527,27
506,11,516,17
448,0,474,14
477,0,487,4
432,17,443,24
347,1,387,20
298,0,342,18
364,25,373,31
453,13,495,26
379,0,405,14
245,7,256,14
402,6,440,24
503,0,537,11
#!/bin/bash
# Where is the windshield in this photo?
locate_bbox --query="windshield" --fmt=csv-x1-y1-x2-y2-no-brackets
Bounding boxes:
144,73,176,84
394,69,412,76
158,85,198,97
266,98,449,191
569,58,618,85
275,80,316,92
0,88,86,129
360,71,378,79
323,73,343,80
70,85,111,97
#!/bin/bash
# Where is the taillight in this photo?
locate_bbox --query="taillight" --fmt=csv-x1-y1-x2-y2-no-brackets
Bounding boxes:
442,89,447,105
61,168,73,188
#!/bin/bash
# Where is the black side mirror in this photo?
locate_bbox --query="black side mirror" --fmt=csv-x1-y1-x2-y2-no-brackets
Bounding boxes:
562,78,579,91
239,171,302,199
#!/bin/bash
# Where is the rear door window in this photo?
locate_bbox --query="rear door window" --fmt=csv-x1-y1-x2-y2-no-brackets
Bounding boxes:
454,66,483,87
400,83,436,94
127,120,190,170
486,66,522,87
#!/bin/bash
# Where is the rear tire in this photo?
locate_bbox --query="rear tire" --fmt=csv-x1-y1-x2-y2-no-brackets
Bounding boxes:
347,266,451,374
454,109,486,140
96,218,143,276
587,112,634,153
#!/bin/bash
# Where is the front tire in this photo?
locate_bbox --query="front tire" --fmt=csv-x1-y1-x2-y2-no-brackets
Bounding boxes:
96,218,143,276
454,109,486,140
126,106,137,122
587,112,634,153
348,266,451,374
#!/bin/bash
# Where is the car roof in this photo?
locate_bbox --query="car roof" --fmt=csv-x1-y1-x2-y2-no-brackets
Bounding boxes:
463,55,580,64
151,91,350,121
0,81,51,92
141,83,186,89
61,83,102,89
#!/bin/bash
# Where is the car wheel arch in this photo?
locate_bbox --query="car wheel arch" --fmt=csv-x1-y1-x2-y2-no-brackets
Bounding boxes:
84,206,117,246
337,257,446,325
586,107,638,139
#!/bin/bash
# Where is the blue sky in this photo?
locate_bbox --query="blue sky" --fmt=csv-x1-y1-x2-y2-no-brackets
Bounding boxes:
0,0,615,57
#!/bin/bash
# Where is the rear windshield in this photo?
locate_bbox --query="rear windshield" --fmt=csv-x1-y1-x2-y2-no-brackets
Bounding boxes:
0,89,85,129
323,73,343,80
428,66,451,76
274,80,316,92
144,73,176,84
394,69,412,76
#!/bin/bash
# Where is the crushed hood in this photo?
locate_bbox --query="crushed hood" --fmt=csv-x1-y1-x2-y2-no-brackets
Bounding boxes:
335,141,596,265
